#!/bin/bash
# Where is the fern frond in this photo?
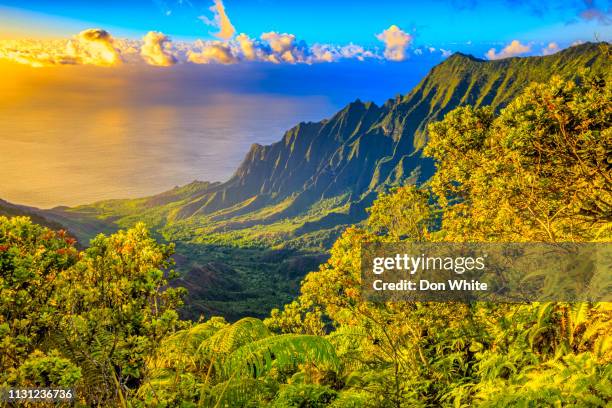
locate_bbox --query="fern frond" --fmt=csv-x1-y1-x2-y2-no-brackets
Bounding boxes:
199,317,271,357
224,334,340,379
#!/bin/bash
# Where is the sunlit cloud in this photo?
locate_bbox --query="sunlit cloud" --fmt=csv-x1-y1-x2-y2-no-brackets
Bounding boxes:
187,40,237,64
0,39,75,67
141,31,178,66
199,0,236,40
0,1,428,67
260,32,310,63
376,25,413,61
485,40,531,60
0,28,122,67
0,3,439,69
68,28,122,66
541,42,560,56
1,30,389,68
321,43,377,62
181,33,382,65
235,33,258,61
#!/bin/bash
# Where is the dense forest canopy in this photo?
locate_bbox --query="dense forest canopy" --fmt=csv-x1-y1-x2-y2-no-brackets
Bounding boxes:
1,71,611,406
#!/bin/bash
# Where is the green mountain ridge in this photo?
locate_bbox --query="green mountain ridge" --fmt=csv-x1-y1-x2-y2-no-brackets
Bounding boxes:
8,42,610,319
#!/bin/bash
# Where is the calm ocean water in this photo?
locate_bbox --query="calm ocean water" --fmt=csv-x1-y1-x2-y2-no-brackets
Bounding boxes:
0,95,335,208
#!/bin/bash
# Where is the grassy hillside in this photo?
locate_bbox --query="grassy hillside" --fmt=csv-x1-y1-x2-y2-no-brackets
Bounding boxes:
32,42,610,319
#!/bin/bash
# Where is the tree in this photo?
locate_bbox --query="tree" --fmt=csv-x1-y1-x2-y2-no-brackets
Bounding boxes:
0,216,78,384
51,224,186,405
0,218,186,406
424,74,612,242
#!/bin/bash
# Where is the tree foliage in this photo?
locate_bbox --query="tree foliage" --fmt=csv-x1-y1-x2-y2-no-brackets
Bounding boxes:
0,218,185,406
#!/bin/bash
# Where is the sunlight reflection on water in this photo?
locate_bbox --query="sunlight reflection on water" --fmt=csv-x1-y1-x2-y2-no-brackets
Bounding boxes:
0,94,334,207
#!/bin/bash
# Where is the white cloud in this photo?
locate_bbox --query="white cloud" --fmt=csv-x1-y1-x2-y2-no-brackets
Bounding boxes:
376,25,412,61
485,40,531,60
338,44,377,61
141,31,177,66
187,40,237,64
259,32,311,63
310,44,336,62
180,34,382,65
541,42,560,56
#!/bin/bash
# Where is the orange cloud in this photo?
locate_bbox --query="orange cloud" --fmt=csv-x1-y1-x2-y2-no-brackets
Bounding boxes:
141,31,177,66
260,32,309,63
68,28,122,66
541,42,560,56
200,0,236,40
235,33,258,60
0,28,121,67
1,23,418,68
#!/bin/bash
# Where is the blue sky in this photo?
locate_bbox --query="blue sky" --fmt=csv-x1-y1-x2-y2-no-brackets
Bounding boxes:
1,0,610,48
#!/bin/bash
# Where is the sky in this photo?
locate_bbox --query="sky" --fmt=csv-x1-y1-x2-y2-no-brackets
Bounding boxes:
1,1,611,44
0,1,610,207
0,0,610,63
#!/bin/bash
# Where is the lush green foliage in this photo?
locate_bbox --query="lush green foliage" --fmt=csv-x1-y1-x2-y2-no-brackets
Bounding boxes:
0,218,185,405
425,74,611,242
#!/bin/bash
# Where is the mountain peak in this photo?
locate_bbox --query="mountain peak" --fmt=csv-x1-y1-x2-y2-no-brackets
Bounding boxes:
446,52,484,62
343,98,377,111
